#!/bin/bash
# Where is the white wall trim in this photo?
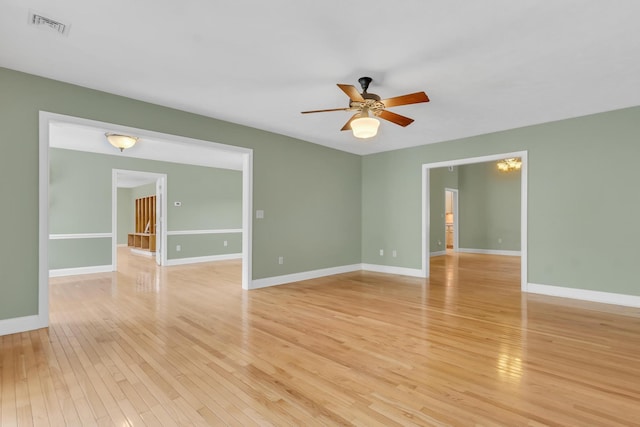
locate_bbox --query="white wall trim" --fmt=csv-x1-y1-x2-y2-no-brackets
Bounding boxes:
251,264,362,289
361,263,426,278
166,253,242,266
49,265,113,277
49,233,112,240
528,283,640,308
167,229,242,236
430,250,447,257
0,315,46,336
458,248,521,257
37,111,51,333
242,152,253,290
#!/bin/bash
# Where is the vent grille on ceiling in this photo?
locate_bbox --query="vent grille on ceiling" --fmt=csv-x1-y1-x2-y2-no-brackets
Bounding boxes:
28,11,69,35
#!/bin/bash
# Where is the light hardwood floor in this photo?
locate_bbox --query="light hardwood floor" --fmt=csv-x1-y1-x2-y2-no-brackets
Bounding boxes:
2,249,640,426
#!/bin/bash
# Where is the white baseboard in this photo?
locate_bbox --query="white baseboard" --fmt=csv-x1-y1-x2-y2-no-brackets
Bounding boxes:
0,314,47,336
49,265,113,277
361,263,426,278
130,248,155,257
251,264,362,289
430,250,446,257
458,248,521,256
527,283,640,308
166,253,242,266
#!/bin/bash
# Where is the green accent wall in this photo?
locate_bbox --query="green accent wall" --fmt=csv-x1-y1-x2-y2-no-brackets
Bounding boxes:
168,233,242,259
131,183,156,200
362,106,640,296
117,188,133,245
49,239,112,269
458,162,520,251
0,67,362,321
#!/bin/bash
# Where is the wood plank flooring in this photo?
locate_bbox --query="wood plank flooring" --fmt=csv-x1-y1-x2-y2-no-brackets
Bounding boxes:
2,249,640,426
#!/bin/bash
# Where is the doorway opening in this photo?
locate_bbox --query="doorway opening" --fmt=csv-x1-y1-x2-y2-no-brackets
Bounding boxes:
444,188,458,253
113,169,167,269
421,151,527,291
38,111,254,330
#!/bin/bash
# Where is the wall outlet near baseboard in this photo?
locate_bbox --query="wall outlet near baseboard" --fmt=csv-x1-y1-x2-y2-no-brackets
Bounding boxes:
176,244,181,252
379,249,384,256
278,256,284,265
224,240,228,247
392,250,397,258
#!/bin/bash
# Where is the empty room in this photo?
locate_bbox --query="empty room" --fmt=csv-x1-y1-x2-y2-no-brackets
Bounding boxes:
1,1,639,425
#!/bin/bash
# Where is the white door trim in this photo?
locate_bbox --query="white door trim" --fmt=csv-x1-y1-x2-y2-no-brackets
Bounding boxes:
422,151,528,291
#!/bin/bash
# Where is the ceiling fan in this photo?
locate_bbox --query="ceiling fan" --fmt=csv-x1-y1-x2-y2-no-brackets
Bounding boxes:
301,77,429,138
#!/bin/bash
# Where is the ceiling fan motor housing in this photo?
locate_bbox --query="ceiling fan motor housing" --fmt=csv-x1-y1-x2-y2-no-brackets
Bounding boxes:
358,77,373,92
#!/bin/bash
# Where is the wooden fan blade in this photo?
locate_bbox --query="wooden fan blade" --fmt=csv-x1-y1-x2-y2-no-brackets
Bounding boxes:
378,109,415,127
341,113,361,131
337,84,365,102
301,107,349,114
381,91,429,108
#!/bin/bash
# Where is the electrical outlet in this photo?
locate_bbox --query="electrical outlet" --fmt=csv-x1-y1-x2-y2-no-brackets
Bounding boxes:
176,245,181,252
278,256,284,265
438,240,442,246
392,250,397,258
224,240,228,247
379,249,384,256
498,238,502,244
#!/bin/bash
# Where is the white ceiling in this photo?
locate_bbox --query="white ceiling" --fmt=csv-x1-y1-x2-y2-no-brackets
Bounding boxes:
49,120,245,170
2,1,639,155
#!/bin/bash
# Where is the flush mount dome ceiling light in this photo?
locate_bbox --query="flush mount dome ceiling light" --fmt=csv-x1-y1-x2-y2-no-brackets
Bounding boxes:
301,76,429,139
105,133,138,152
350,110,380,139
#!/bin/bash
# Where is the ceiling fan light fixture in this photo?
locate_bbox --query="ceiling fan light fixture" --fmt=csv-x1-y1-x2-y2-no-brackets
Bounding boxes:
351,115,380,139
105,133,138,152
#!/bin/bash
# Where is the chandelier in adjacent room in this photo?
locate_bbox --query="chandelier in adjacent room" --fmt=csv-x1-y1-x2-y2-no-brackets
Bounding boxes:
497,157,522,172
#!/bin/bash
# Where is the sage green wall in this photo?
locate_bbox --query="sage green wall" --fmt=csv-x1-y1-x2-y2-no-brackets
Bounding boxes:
49,239,112,269
131,183,155,200
0,67,361,321
363,106,640,296
117,188,133,244
168,233,241,259
458,162,521,251
49,148,242,269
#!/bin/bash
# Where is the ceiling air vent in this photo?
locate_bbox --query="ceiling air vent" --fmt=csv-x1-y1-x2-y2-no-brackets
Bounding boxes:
28,11,70,36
